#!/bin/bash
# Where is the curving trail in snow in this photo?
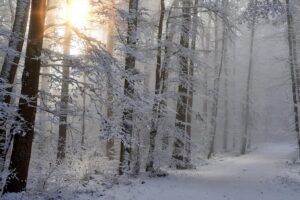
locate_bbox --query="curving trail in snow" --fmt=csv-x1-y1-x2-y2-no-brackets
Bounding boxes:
108,143,300,200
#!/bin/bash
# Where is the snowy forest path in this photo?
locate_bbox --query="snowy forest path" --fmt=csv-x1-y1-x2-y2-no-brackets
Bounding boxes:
108,143,300,200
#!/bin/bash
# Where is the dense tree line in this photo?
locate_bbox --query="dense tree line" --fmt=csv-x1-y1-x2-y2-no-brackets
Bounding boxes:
0,0,298,195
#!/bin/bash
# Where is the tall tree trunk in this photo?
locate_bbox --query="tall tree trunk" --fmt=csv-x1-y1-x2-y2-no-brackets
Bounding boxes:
172,0,192,169
35,0,58,190
145,0,166,173
119,0,139,175
0,0,30,95
231,35,238,151
208,0,221,159
0,0,30,172
184,0,199,168
241,0,257,155
231,0,238,152
161,0,180,150
81,73,86,148
221,0,229,152
203,15,212,139
132,118,141,175
3,0,47,193
286,0,300,154
56,0,72,163
106,0,116,160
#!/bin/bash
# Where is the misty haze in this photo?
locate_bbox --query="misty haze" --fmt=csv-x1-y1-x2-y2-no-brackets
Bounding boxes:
0,0,300,199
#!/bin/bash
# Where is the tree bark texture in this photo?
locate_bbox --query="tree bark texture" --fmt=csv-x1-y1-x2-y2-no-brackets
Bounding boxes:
4,0,47,193
119,0,139,175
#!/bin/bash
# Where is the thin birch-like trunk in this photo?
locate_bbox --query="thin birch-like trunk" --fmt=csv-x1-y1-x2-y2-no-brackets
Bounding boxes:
184,0,199,168
241,0,257,155
208,0,221,159
161,0,180,150
146,0,166,173
106,0,116,160
203,15,212,139
57,0,72,163
221,0,229,152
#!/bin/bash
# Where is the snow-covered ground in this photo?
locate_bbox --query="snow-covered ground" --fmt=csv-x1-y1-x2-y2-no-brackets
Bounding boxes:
106,143,300,200
3,143,300,200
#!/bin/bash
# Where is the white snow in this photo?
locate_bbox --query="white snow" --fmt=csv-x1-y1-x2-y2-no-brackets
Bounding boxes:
3,143,300,200
106,143,300,200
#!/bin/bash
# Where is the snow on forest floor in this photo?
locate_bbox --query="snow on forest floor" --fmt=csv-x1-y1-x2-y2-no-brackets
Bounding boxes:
104,143,300,200
3,143,300,200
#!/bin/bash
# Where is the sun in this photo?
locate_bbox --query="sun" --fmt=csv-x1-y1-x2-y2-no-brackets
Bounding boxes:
69,0,90,28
